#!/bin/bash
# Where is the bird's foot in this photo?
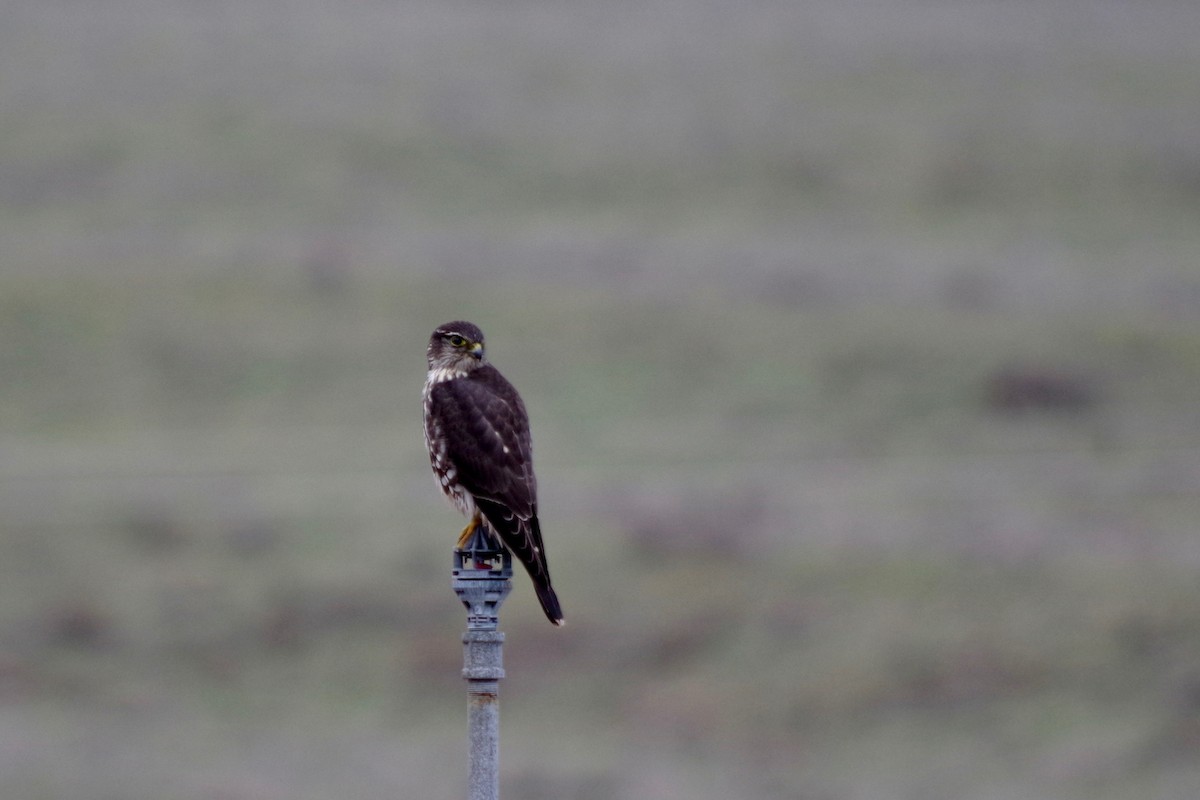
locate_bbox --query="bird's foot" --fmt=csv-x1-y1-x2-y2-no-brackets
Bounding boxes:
455,517,480,550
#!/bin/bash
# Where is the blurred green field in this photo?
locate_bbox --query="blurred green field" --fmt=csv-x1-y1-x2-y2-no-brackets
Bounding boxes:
3,1,1200,798
3,275,1200,799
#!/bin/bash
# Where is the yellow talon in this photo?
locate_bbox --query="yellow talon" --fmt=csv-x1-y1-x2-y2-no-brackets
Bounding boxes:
456,516,480,549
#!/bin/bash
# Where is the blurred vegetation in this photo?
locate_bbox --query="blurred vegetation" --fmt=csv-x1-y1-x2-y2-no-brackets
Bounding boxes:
2,1,1200,799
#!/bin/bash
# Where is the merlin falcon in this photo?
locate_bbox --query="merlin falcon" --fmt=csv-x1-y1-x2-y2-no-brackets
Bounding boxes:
422,321,564,626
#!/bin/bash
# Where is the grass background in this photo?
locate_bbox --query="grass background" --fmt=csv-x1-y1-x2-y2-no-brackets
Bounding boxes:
2,0,1200,797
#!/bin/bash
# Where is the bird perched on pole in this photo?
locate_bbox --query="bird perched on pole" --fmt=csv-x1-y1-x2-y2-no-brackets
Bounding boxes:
422,321,564,626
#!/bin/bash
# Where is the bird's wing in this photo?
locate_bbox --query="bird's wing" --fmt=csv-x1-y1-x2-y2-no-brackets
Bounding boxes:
428,366,536,517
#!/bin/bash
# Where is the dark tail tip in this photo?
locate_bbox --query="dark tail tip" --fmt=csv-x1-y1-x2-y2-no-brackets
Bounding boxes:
535,582,565,627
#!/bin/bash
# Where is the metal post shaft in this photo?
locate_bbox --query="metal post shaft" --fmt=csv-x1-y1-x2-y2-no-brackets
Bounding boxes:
452,531,512,800
463,629,504,799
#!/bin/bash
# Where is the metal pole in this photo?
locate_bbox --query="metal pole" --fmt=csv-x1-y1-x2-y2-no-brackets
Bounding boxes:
452,528,512,800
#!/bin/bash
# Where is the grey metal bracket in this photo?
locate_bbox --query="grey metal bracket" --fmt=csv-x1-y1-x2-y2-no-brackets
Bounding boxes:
452,526,513,800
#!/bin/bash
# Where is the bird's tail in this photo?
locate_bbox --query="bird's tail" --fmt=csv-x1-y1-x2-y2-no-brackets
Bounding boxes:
530,571,564,627
518,517,564,626
477,502,564,626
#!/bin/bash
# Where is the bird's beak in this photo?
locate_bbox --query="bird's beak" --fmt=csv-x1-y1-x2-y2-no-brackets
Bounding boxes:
470,342,484,360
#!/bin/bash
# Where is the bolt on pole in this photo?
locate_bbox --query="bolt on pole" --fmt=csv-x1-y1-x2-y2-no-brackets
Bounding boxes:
452,527,512,800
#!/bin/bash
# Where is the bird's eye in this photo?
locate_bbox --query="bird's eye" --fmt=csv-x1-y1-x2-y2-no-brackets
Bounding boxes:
448,335,467,347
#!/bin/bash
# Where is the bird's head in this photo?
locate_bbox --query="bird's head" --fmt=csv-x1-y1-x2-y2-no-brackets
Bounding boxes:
427,321,486,375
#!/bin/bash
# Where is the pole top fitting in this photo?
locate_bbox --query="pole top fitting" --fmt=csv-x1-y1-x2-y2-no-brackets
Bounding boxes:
452,528,513,631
